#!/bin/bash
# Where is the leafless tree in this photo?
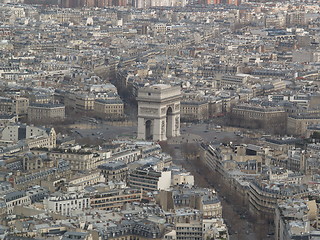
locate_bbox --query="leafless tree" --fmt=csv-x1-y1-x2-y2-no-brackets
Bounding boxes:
159,141,176,158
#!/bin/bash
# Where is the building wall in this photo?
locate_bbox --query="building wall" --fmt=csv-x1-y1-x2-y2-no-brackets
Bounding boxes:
1,125,55,147
111,150,140,164
157,171,171,190
68,171,105,187
99,165,128,182
181,102,209,122
248,181,309,217
172,174,194,186
90,189,143,210
94,100,124,119
201,200,222,218
176,222,202,240
230,106,287,134
49,152,101,171
15,97,29,116
6,195,31,214
0,97,29,117
23,155,44,171
0,116,17,129
75,95,95,111
28,105,65,122
43,194,90,216
287,116,320,136
128,169,162,191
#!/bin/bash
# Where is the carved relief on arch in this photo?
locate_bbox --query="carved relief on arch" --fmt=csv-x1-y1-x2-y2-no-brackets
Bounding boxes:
161,120,165,134
141,107,158,114
175,116,180,130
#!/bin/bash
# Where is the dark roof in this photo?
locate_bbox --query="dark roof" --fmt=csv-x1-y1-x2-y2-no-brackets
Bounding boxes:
95,99,123,104
0,114,16,120
29,103,64,108
98,161,127,170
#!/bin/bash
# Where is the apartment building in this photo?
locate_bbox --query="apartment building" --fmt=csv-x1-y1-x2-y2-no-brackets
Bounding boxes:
249,180,309,216
230,104,287,134
27,103,65,122
103,219,162,240
219,75,247,88
75,94,95,112
25,127,57,149
0,114,16,129
180,101,209,122
13,160,70,189
275,198,318,240
3,190,31,214
287,114,320,136
176,222,202,240
172,172,194,186
49,150,103,171
0,97,29,119
43,193,90,216
128,168,171,191
94,99,124,119
22,152,53,171
65,93,95,112
110,149,141,164
98,161,128,182
68,171,105,188
1,124,57,149
90,188,143,211
201,195,223,218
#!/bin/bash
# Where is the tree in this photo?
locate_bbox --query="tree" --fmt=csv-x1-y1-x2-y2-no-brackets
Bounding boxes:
311,131,320,141
181,143,200,160
159,141,175,158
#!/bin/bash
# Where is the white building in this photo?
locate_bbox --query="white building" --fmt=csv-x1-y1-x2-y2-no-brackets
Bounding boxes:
43,193,90,216
3,191,31,214
172,172,194,186
1,124,56,149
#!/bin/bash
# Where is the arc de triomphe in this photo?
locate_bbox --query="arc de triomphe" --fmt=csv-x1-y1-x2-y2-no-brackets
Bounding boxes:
137,84,181,141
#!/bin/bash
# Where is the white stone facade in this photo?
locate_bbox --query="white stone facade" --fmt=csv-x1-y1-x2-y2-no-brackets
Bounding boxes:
43,193,90,216
137,84,181,141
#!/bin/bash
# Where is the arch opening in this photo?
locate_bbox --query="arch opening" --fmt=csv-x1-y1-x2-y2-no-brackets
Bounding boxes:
145,120,153,140
166,107,173,139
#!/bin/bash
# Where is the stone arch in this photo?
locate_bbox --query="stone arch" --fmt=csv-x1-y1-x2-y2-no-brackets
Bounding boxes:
137,84,180,141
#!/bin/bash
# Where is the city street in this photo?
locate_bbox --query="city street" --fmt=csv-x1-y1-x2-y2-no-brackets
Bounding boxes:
166,124,274,240
69,120,273,239
69,121,136,141
69,121,245,144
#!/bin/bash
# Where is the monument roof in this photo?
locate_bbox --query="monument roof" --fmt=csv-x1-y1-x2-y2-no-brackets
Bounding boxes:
151,84,171,90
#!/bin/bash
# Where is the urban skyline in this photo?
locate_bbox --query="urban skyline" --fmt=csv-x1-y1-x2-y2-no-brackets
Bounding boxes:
0,0,319,240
